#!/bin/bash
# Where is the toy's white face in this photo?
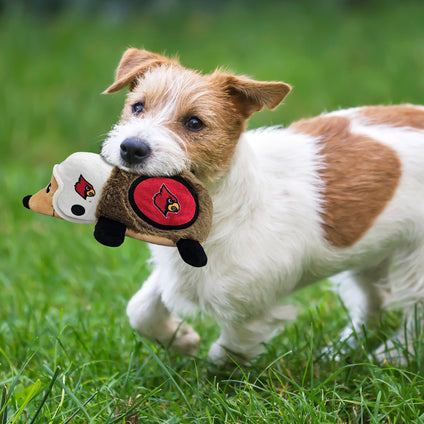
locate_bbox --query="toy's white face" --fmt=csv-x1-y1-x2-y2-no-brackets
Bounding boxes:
51,152,113,224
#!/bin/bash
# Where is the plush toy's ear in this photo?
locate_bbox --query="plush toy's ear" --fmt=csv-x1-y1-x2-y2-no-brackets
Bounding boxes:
176,239,208,267
103,48,176,94
211,71,291,118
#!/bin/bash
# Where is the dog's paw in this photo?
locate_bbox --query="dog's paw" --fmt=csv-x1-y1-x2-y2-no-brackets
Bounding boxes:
207,342,251,371
374,339,409,366
320,326,360,362
167,322,200,356
320,344,345,362
208,342,228,367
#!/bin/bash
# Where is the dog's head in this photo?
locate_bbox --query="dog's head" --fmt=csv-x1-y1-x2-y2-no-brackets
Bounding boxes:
101,48,291,181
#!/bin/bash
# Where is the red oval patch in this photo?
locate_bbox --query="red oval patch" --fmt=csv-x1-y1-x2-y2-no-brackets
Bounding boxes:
128,176,198,230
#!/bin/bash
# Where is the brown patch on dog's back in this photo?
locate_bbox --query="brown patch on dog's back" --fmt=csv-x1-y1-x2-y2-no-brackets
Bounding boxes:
359,105,424,129
290,116,401,247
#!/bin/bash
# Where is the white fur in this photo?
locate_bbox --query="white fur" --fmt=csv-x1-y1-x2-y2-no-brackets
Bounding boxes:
102,116,189,176
114,105,424,365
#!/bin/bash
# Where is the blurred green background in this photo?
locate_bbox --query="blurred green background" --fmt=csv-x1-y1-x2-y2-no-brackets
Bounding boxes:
1,1,424,422
2,0,424,168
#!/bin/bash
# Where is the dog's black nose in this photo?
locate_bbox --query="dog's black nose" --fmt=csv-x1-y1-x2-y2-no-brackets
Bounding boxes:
120,138,151,165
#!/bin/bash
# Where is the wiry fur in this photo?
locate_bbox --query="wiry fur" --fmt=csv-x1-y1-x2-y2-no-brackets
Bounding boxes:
102,49,424,365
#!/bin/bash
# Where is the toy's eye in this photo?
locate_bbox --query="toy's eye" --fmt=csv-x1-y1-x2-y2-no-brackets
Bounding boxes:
184,116,205,132
46,183,52,193
132,102,145,116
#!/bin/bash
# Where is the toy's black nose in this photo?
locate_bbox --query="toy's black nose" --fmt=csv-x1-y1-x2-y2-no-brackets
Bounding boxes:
23,195,32,209
120,138,151,165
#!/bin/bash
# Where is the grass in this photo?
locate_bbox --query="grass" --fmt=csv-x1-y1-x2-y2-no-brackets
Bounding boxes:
2,1,424,422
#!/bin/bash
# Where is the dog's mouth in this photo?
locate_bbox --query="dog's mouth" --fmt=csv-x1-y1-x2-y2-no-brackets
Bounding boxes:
118,157,146,173
100,151,193,178
98,151,141,174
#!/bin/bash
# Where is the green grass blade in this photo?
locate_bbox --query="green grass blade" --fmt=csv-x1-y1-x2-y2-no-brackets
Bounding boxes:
62,391,97,424
1,386,8,424
139,339,194,415
0,353,35,418
8,380,42,424
29,366,60,424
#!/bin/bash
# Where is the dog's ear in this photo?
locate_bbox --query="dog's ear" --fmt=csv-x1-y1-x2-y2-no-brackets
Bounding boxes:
103,48,175,94
213,72,291,118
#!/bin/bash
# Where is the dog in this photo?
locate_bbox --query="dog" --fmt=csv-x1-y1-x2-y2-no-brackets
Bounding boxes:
101,48,424,365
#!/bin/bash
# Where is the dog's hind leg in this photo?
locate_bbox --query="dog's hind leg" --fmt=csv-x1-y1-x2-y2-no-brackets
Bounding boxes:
126,269,200,355
208,304,296,367
375,242,424,364
326,259,389,357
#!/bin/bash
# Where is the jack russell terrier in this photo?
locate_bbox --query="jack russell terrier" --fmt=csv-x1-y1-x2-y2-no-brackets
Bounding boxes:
101,48,424,365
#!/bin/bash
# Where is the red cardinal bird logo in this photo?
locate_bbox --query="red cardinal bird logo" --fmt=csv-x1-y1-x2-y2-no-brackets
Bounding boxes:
74,175,95,199
153,184,180,217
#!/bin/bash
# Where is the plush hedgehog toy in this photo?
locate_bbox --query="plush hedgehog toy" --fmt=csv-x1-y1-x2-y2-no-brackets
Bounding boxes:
23,152,213,267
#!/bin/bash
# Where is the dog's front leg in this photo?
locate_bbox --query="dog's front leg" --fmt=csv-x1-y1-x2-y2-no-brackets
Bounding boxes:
126,269,200,355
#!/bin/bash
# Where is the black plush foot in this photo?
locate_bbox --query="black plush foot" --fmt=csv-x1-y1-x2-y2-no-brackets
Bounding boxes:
94,217,126,247
176,239,208,267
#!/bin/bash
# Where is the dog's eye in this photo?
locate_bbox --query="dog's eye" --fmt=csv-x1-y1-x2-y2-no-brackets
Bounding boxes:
46,183,52,193
184,116,205,132
132,102,145,116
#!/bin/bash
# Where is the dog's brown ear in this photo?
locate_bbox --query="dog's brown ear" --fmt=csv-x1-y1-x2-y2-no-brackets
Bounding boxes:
214,72,291,118
103,48,175,94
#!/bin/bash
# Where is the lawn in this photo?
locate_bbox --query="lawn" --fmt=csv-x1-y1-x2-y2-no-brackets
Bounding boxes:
1,1,424,422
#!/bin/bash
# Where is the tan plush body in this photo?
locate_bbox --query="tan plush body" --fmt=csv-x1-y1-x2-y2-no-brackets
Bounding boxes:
97,168,212,248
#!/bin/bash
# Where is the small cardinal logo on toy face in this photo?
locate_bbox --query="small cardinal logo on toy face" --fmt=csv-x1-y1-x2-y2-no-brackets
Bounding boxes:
153,184,180,217
74,175,95,199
